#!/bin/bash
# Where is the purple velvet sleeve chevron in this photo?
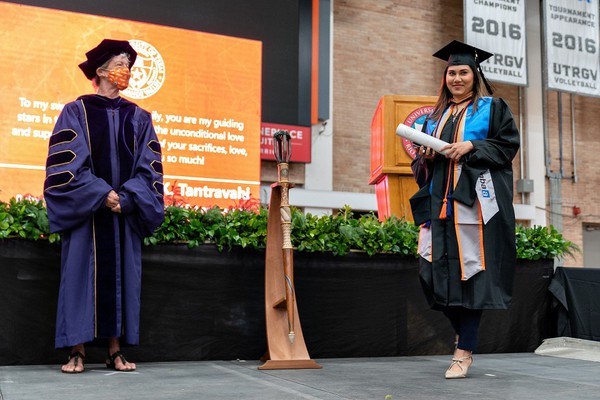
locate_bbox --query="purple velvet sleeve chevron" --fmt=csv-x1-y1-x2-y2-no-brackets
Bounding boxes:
43,102,113,233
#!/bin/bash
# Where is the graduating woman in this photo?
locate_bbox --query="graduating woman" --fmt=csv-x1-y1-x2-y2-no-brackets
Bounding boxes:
410,40,520,379
44,39,164,373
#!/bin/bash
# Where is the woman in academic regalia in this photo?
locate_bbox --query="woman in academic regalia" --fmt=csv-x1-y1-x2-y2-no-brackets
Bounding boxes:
44,39,164,373
410,40,520,379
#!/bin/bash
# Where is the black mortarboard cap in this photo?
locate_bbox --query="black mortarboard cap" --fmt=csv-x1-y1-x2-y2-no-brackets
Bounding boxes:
78,39,138,80
433,40,494,94
433,40,493,67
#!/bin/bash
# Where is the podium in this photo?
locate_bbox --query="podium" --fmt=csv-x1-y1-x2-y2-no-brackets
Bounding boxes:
369,95,436,221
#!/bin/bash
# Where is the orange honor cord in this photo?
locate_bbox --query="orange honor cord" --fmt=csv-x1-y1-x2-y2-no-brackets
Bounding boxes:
439,105,468,220
478,201,486,272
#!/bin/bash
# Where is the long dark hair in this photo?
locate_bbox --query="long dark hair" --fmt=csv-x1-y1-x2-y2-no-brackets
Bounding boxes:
429,65,492,122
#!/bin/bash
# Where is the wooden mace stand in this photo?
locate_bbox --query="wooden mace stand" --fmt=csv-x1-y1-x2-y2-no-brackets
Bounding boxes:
258,183,321,370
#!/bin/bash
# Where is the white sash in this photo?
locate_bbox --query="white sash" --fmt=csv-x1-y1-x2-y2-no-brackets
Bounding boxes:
453,164,499,280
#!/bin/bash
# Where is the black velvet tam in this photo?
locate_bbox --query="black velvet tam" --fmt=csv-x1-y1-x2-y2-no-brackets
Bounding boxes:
78,39,138,80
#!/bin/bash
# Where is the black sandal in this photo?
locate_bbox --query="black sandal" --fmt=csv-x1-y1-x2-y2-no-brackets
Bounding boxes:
106,351,136,372
62,351,85,374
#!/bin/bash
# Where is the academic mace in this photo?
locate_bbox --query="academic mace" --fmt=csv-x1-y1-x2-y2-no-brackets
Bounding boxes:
274,131,296,344
280,176,295,343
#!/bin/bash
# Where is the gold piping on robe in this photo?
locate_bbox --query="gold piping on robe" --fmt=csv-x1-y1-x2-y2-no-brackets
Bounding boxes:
46,150,76,169
147,140,161,155
49,129,78,147
150,160,163,175
153,181,164,195
43,171,74,191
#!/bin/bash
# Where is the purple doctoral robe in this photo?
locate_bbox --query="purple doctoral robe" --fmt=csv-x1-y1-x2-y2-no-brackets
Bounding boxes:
44,94,164,348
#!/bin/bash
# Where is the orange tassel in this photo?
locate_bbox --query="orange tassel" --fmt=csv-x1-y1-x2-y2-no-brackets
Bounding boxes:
439,199,448,220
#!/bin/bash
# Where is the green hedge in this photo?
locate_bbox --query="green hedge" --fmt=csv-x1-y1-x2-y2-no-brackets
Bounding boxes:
0,198,576,260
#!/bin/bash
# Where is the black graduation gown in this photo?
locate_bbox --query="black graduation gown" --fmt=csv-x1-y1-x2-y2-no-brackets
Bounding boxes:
411,98,520,310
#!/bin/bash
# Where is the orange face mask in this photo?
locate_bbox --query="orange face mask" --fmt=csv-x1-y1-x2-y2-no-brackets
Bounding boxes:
106,67,131,90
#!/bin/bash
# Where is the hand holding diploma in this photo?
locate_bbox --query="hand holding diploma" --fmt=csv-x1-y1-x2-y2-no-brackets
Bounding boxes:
395,123,449,155
396,123,475,161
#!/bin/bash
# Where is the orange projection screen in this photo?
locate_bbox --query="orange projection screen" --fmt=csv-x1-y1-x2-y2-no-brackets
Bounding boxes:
0,2,262,209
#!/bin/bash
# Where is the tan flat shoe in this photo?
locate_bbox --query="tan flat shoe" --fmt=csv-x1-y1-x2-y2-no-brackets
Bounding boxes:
444,355,472,379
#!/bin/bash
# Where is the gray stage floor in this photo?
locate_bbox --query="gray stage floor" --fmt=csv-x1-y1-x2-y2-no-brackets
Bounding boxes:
1,353,599,400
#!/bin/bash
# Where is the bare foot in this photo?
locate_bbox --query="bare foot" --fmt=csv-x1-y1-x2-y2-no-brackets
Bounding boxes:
107,338,136,371
61,345,85,373
113,355,136,371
